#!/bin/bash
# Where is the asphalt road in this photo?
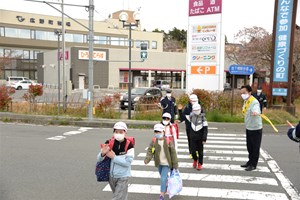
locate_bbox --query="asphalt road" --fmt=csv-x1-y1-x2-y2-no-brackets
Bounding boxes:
0,122,299,200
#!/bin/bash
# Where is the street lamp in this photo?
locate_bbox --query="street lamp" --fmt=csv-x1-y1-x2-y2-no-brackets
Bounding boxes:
119,11,140,119
54,29,62,115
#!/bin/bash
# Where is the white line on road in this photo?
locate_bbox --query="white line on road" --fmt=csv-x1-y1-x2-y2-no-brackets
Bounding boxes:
177,139,246,144
46,127,93,140
133,160,270,172
103,184,288,200
137,153,263,162
260,148,300,200
177,143,246,149
130,170,277,185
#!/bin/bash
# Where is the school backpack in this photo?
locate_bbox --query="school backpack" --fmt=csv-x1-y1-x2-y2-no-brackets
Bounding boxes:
95,137,135,182
107,136,135,151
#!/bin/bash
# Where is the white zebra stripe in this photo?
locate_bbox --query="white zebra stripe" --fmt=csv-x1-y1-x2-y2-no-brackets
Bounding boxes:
177,139,246,144
177,148,249,155
179,135,246,140
130,170,277,185
103,184,288,200
137,153,263,162
132,160,270,172
177,143,246,149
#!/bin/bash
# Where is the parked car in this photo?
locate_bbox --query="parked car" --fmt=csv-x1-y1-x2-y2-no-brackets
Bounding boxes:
153,80,170,91
6,76,30,87
10,80,42,90
120,87,162,110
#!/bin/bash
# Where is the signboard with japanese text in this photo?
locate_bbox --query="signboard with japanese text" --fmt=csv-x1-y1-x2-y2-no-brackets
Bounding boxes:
189,0,222,16
186,0,224,92
229,65,255,75
273,0,294,82
78,50,106,61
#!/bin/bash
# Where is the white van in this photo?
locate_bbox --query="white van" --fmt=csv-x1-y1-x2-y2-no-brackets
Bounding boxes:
153,80,170,91
6,76,30,87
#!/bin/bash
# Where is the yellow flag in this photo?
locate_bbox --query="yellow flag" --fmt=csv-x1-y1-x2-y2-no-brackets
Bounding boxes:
260,114,278,133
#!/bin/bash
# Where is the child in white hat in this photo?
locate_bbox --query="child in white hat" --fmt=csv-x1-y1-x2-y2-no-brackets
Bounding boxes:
144,123,178,200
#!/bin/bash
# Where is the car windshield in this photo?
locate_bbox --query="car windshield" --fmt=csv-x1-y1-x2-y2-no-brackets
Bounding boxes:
131,88,147,95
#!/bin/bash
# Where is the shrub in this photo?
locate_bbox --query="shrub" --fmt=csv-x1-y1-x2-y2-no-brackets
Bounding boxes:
0,86,15,111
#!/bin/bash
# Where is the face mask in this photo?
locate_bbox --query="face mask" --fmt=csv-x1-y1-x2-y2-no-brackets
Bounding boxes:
191,101,197,105
155,133,164,139
162,120,170,126
194,110,201,115
257,90,262,95
241,93,250,100
114,133,125,141
166,94,171,98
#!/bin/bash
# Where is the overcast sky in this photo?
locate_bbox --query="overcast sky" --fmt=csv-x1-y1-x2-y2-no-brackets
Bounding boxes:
1,0,299,42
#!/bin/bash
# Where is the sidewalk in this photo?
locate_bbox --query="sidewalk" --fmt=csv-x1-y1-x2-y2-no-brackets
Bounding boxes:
0,112,289,134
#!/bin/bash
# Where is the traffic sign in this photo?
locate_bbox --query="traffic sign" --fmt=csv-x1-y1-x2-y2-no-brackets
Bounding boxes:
272,88,287,96
140,52,148,59
229,65,255,75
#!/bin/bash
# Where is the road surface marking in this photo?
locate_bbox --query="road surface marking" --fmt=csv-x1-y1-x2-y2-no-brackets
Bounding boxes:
103,184,287,200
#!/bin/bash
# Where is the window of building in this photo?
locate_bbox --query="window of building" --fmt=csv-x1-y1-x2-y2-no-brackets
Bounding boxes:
4,49,11,57
57,21,62,26
94,35,108,45
152,41,157,49
48,20,53,25
39,19,44,24
0,27,4,37
23,50,30,59
30,30,36,39
5,27,18,38
0,48,3,57
30,18,35,23
72,34,84,43
111,37,120,46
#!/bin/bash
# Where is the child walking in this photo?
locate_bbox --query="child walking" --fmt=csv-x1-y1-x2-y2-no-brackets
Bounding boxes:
161,112,178,152
144,123,178,200
188,103,208,170
97,122,135,200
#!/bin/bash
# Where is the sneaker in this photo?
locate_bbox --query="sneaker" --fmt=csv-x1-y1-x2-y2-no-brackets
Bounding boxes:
193,160,197,168
197,163,202,170
158,195,164,200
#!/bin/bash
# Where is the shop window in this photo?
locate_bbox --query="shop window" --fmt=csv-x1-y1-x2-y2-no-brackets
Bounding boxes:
152,41,157,49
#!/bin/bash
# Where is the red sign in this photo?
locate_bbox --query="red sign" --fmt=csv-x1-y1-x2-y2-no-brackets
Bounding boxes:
59,51,69,60
189,0,222,16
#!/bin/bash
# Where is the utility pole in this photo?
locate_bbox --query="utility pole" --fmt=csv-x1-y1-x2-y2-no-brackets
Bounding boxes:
88,0,94,121
62,0,67,112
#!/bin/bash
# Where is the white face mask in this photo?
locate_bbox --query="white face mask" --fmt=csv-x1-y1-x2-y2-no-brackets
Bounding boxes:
166,93,171,98
191,101,197,105
114,133,125,141
241,93,250,100
257,90,262,95
162,120,170,126
194,110,201,115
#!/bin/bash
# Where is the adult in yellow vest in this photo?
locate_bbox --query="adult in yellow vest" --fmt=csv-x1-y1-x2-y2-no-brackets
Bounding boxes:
240,85,263,171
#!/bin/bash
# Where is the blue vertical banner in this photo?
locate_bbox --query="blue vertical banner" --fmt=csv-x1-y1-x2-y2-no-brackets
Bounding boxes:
273,0,294,82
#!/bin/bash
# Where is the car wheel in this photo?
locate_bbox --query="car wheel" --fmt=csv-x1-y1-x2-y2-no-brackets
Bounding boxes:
17,86,22,90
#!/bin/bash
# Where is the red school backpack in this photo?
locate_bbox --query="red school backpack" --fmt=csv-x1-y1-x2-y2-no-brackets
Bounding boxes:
106,136,135,152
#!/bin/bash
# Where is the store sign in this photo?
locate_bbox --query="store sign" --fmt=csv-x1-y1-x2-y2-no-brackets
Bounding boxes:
78,50,106,61
189,0,222,16
191,65,216,74
273,0,294,82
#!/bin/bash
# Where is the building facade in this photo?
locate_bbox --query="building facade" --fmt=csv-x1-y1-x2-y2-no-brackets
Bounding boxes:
0,9,186,89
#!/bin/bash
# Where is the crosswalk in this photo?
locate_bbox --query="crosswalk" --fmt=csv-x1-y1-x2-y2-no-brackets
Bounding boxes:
102,131,300,200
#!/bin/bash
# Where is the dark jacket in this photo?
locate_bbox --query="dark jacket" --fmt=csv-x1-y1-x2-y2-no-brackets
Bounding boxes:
287,122,300,142
253,92,267,112
188,113,208,141
160,96,177,122
178,102,193,130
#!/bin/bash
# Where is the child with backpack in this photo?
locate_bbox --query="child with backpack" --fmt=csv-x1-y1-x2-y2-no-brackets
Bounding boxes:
144,123,178,200
161,112,178,152
97,122,135,200
187,103,208,170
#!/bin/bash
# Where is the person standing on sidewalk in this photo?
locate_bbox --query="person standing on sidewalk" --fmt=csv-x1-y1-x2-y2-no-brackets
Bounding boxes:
252,86,267,113
240,85,263,171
